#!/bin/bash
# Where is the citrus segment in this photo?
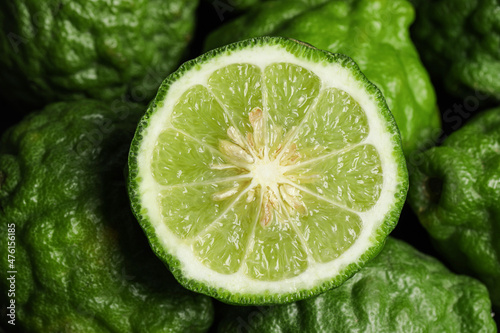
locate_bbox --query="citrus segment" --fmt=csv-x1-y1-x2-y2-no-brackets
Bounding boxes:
244,215,309,281
297,193,362,263
171,85,231,147
193,189,259,275
288,144,382,211
128,37,408,305
151,129,238,186
158,181,245,239
264,63,321,128
207,64,263,135
294,87,369,160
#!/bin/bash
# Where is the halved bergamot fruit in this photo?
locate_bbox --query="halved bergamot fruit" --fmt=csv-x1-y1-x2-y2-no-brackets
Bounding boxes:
128,37,408,305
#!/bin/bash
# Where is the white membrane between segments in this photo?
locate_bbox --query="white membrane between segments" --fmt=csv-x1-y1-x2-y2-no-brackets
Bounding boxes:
137,44,401,294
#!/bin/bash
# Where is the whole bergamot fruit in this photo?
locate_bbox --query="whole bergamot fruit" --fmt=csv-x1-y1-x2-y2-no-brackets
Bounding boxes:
0,100,213,332
217,238,497,332
409,107,500,310
0,0,197,110
410,0,500,100
204,0,441,156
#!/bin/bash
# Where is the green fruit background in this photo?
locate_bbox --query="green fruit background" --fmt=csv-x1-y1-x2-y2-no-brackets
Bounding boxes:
218,238,496,332
409,107,500,310
0,0,198,111
0,100,214,332
410,0,500,101
1,0,499,331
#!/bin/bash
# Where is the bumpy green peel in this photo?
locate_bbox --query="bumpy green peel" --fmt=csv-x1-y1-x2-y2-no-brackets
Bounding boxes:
217,238,497,333
0,101,213,332
0,0,197,109
204,0,441,156
411,0,500,99
409,107,500,310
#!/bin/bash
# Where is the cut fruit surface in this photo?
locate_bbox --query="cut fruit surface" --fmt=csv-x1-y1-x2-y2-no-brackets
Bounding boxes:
128,37,408,305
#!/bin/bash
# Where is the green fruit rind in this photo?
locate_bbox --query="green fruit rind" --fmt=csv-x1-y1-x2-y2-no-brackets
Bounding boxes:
409,107,500,310
0,100,214,332
411,0,500,99
128,36,408,305
0,0,197,109
217,238,497,332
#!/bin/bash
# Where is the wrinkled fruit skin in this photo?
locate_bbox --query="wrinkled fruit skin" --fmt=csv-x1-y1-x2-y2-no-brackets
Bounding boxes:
0,0,197,109
409,107,500,310
0,101,213,332
204,0,441,156
411,0,500,99
217,238,496,333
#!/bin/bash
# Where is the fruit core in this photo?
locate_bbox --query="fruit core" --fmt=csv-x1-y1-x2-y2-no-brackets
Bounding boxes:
211,107,314,228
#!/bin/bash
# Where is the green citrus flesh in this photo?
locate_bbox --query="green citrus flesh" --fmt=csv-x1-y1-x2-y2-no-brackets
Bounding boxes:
128,37,408,305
